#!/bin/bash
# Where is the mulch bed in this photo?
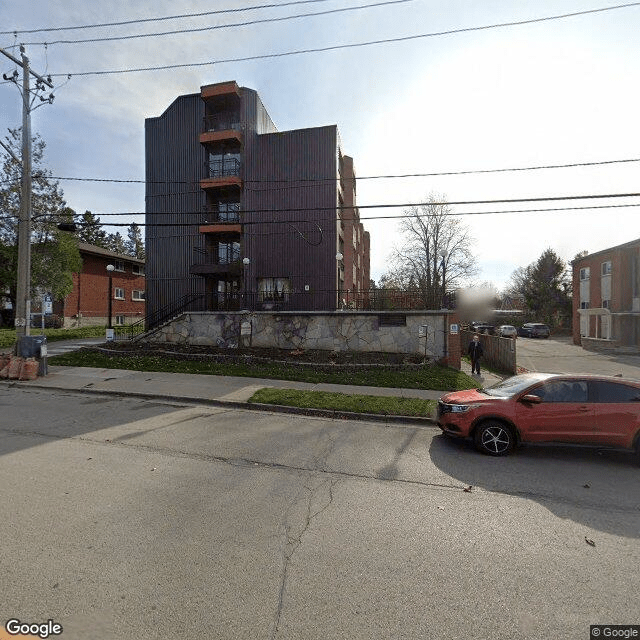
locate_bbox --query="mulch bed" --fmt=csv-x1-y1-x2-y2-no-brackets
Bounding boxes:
88,342,428,368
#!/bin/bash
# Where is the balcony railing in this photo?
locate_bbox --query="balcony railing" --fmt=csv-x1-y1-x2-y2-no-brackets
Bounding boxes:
206,158,241,179
203,114,241,133
202,203,241,224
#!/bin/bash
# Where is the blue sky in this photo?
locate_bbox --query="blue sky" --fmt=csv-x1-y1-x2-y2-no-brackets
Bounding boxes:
1,0,639,291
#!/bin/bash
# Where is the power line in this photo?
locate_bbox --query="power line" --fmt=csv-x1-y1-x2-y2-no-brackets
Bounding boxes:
22,0,416,47
21,195,640,223
46,2,640,77
0,0,334,35
54,201,640,226
5,156,636,187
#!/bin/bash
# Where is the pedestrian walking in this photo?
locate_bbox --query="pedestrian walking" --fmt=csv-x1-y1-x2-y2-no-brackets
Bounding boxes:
468,334,483,375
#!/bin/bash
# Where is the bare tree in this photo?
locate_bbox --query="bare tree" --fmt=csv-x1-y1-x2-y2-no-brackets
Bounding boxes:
383,193,478,308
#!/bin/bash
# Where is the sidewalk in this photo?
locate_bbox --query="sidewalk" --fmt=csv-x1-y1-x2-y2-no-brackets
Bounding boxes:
2,362,504,420
6,364,443,401
458,360,504,388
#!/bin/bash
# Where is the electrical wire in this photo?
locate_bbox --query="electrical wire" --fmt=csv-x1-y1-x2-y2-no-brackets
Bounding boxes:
46,2,640,77
22,0,416,47
20,200,640,226
0,0,335,35
5,156,637,187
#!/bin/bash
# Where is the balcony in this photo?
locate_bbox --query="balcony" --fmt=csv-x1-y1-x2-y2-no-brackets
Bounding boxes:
190,246,243,276
200,203,242,234
200,158,242,190
200,114,242,145
207,202,240,221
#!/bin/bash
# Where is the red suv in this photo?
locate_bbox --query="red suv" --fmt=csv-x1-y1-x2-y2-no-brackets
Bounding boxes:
437,373,640,458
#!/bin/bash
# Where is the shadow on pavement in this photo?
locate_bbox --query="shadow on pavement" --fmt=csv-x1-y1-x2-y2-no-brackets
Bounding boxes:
429,432,640,539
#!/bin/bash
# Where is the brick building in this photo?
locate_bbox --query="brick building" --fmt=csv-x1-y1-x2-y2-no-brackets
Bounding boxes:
572,238,640,350
145,80,370,323
56,243,146,328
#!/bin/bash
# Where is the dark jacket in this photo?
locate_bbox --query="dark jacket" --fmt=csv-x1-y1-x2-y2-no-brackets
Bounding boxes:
468,340,483,360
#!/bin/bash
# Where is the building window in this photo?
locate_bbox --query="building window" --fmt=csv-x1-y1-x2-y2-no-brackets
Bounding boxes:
115,315,125,326
580,302,590,309
258,278,291,302
218,241,240,264
580,267,590,281
602,299,610,309
132,264,145,275
132,290,145,301
113,260,125,272
114,288,125,300
601,261,612,275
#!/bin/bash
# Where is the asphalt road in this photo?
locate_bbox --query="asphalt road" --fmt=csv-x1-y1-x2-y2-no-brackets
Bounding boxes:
517,335,640,378
1,387,638,640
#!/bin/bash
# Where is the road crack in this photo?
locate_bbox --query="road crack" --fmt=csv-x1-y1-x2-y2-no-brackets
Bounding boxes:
272,475,338,639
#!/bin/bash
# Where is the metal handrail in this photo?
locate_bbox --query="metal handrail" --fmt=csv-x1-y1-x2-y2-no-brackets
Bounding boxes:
203,115,242,132
202,203,241,223
122,292,206,339
206,158,241,178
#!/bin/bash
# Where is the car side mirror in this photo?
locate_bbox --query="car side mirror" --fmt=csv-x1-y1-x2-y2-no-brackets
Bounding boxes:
520,394,542,404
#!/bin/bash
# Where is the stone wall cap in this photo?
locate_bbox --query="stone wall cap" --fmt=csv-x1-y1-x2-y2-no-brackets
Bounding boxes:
185,310,454,317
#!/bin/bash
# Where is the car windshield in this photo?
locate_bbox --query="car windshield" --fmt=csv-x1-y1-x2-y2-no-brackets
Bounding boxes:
480,374,554,398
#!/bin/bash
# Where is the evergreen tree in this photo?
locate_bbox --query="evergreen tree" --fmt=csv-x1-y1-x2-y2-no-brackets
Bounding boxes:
105,232,127,255
76,210,108,247
507,248,572,326
126,222,145,259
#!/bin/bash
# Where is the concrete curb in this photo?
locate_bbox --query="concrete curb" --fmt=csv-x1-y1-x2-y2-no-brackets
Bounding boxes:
1,380,439,427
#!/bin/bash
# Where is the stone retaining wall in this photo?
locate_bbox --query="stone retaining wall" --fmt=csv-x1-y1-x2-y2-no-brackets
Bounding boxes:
147,310,461,367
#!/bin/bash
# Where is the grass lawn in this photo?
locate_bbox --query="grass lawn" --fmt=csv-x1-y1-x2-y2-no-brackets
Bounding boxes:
48,349,478,391
0,326,106,349
249,387,437,417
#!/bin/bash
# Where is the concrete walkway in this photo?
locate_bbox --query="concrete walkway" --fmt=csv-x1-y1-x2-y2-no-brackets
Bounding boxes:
2,360,504,419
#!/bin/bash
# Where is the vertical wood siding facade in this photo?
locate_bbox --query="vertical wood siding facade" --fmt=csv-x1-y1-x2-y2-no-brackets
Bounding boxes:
145,93,206,316
145,83,364,319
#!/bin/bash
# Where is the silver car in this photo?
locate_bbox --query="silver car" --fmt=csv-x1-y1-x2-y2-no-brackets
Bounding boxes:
498,324,517,338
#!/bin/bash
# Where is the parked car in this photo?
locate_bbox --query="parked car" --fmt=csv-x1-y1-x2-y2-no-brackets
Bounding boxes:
498,325,517,338
517,323,550,338
436,373,640,458
470,322,495,335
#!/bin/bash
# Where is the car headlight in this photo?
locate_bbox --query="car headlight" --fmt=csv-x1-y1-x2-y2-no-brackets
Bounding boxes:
449,404,479,413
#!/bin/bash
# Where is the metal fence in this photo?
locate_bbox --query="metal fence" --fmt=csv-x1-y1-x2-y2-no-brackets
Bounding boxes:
109,288,457,341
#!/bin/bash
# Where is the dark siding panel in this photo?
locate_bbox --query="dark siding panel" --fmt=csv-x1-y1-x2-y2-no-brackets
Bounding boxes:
145,94,205,318
146,86,346,314
244,126,338,309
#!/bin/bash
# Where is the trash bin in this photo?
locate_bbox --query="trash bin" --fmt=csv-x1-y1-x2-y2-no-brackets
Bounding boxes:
17,335,48,376
18,335,46,357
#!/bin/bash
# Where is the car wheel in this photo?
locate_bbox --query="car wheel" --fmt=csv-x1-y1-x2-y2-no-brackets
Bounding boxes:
474,421,515,456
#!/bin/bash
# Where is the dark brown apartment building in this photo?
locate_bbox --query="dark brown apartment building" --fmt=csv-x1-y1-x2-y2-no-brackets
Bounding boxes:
145,80,370,321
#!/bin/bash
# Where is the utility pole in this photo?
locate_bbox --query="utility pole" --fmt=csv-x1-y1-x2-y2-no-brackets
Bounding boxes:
0,46,53,350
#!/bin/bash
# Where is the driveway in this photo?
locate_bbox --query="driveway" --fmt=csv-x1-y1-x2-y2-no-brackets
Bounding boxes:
43,337,107,357
516,334,640,378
